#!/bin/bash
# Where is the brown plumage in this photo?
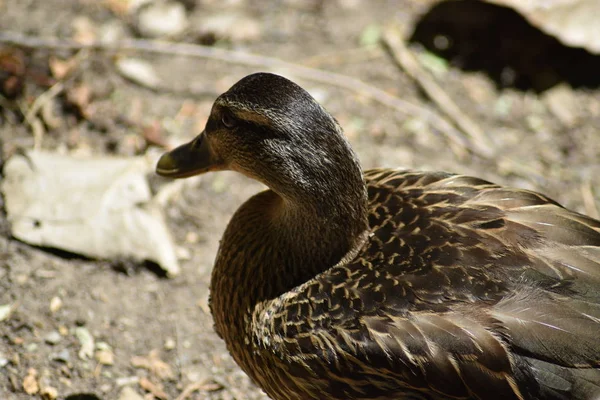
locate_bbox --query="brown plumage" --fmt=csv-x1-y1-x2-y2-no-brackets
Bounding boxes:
156,72,600,400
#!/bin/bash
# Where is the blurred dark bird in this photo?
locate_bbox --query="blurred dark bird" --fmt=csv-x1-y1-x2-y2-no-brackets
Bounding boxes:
156,72,600,400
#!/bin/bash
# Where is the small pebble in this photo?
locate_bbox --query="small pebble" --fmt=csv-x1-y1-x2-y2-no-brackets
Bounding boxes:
75,327,94,360
40,385,58,400
95,349,114,366
45,331,62,345
49,297,62,314
0,303,14,322
115,376,139,387
136,1,188,38
119,386,144,400
50,349,70,363
164,337,176,350
0,357,8,368
26,343,38,352
196,12,261,43
100,383,112,393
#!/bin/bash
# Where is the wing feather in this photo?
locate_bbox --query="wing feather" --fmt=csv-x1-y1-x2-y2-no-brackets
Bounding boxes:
256,169,600,399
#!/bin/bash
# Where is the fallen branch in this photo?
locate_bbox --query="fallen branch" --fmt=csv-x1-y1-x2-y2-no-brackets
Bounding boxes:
0,31,482,159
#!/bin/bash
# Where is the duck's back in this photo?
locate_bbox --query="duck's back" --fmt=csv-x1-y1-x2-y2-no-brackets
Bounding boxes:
253,169,600,400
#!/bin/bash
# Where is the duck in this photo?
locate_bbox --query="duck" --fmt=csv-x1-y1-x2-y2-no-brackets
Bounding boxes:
156,72,600,400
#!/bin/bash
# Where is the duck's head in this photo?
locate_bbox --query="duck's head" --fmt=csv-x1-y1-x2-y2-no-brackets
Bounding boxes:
156,72,366,218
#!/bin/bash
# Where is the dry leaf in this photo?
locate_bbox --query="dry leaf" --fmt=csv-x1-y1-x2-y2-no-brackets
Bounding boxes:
66,83,93,118
49,56,78,80
0,47,26,98
139,377,168,400
23,368,39,395
131,349,174,380
1,151,180,276
483,0,600,54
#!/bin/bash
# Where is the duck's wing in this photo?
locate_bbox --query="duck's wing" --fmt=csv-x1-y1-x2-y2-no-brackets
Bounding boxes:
254,169,600,400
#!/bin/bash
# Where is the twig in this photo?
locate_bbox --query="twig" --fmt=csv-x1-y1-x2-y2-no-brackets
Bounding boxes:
21,81,63,149
381,27,495,158
0,31,477,159
581,180,600,219
24,81,64,122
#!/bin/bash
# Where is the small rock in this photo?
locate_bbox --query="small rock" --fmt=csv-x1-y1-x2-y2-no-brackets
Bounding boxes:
26,343,38,352
115,57,161,89
49,296,62,313
96,341,111,351
100,20,129,45
100,383,112,393
44,331,62,345
164,337,176,351
95,349,114,366
543,83,579,128
0,303,15,322
176,245,191,261
40,385,58,400
0,356,8,368
185,231,199,244
119,386,144,400
196,12,261,43
136,1,188,38
23,368,39,395
115,376,139,387
50,349,70,363
75,327,94,360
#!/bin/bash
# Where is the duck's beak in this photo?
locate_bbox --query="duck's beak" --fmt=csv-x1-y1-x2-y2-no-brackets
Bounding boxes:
156,131,223,178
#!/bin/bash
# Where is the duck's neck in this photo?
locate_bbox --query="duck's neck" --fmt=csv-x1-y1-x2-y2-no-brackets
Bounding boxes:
210,148,369,351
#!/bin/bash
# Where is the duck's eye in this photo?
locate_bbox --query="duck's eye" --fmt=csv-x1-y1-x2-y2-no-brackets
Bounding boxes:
221,112,237,129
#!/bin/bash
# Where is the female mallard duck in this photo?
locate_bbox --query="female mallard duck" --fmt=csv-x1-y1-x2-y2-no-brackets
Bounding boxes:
156,73,600,400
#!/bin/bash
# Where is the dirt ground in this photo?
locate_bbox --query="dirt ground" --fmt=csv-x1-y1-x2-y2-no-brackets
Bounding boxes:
0,1,599,399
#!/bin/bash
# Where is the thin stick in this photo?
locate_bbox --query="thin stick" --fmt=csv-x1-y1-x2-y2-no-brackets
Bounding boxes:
581,180,600,219
381,27,495,158
0,31,481,158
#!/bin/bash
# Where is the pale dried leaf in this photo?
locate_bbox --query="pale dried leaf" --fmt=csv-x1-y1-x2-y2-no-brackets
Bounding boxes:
484,0,600,54
66,84,93,117
131,349,174,380
1,151,180,276
49,57,78,80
